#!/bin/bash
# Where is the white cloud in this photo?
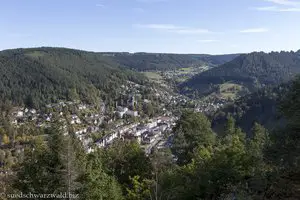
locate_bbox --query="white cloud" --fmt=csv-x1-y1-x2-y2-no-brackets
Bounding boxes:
240,28,269,33
175,29,210,34
133,24,212,34
278,7,300,10
197,39,219,43
253,6,278,10
134,24,184,30
264,0,300,6
253,6,300,11
96,3,105,7
252,0,300,12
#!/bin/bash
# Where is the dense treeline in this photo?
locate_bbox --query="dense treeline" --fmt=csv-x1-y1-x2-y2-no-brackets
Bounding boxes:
211,83,291,135
0,47,239,108
181,50,300,97
101,52,240,71
0,47,146,108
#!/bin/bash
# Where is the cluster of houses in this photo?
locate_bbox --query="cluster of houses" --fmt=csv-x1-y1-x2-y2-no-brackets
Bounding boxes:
87,116,177,154
9,98,179,154
10,101,106,127
8,80,196,155
9,91,230,155
194,98,228,114
11,108,38,125
115,106,139,118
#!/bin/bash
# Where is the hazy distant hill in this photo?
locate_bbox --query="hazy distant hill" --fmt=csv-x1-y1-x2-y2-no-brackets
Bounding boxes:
100,52,240,71
180,50,300,97
0,47,146,108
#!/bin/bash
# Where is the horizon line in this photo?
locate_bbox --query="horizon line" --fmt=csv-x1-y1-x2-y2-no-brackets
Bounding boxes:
0,46,298,56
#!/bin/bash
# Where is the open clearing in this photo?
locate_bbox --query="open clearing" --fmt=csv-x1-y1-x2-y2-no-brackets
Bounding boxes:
142,72,164,83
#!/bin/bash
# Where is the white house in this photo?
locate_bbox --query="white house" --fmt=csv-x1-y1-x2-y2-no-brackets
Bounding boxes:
106,132,119,144
117,106,128,112
96,132,119,148
75,118,81,124
160,125,168,132
116,111,126,118
87,147,94,154
147,122,157,129
126,110,138,117
16,111,24,117
82,138,93,148
78,104,87,110
134,128,147,137
96,140,105,148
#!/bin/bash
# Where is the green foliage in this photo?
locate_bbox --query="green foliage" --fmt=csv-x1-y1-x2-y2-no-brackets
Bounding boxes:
160,112,273,199
268,76,300,169
100,140,153,191
106,52,239,71
0,149,5,163
13,126,83,195
0,47,145,108
171,111,216,165
248,123,269,159
1,133,10,145
13,136,55,194
211,83,290,135
126,176,152,200
78,152,124,200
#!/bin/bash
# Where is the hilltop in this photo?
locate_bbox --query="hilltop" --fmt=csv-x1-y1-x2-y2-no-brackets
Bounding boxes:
180,50,300,98
0,47,240,108
100,52,240,71
0,47,146,108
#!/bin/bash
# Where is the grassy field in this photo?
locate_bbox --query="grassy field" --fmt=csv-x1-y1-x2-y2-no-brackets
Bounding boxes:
25,51,46,58
175,77,189,83
218,83,244,99
142,71,164,83
219,83,242,92
202,82,245,101
178,67,194,74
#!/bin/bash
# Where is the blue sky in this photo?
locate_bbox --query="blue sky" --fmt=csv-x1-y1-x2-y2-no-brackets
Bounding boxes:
1,0,300,54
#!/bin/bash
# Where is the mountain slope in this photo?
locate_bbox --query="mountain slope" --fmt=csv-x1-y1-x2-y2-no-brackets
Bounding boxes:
100,52,240,71
210,83,291,135
0,47,146,108
180,51,300,97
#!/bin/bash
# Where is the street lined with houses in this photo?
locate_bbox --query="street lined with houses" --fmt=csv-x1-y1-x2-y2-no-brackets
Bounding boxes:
5,79,232,156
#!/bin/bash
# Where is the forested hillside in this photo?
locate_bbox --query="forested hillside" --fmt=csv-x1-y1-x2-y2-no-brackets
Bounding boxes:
180,50,300,97
101,52,240,71
211,83,291,135
0,47,146,108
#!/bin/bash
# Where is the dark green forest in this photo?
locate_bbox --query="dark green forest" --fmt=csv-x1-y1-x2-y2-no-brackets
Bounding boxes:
0,47,239,109
211,83,291,135
100,52,240,71
0,47,146,108
180,50,300,97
